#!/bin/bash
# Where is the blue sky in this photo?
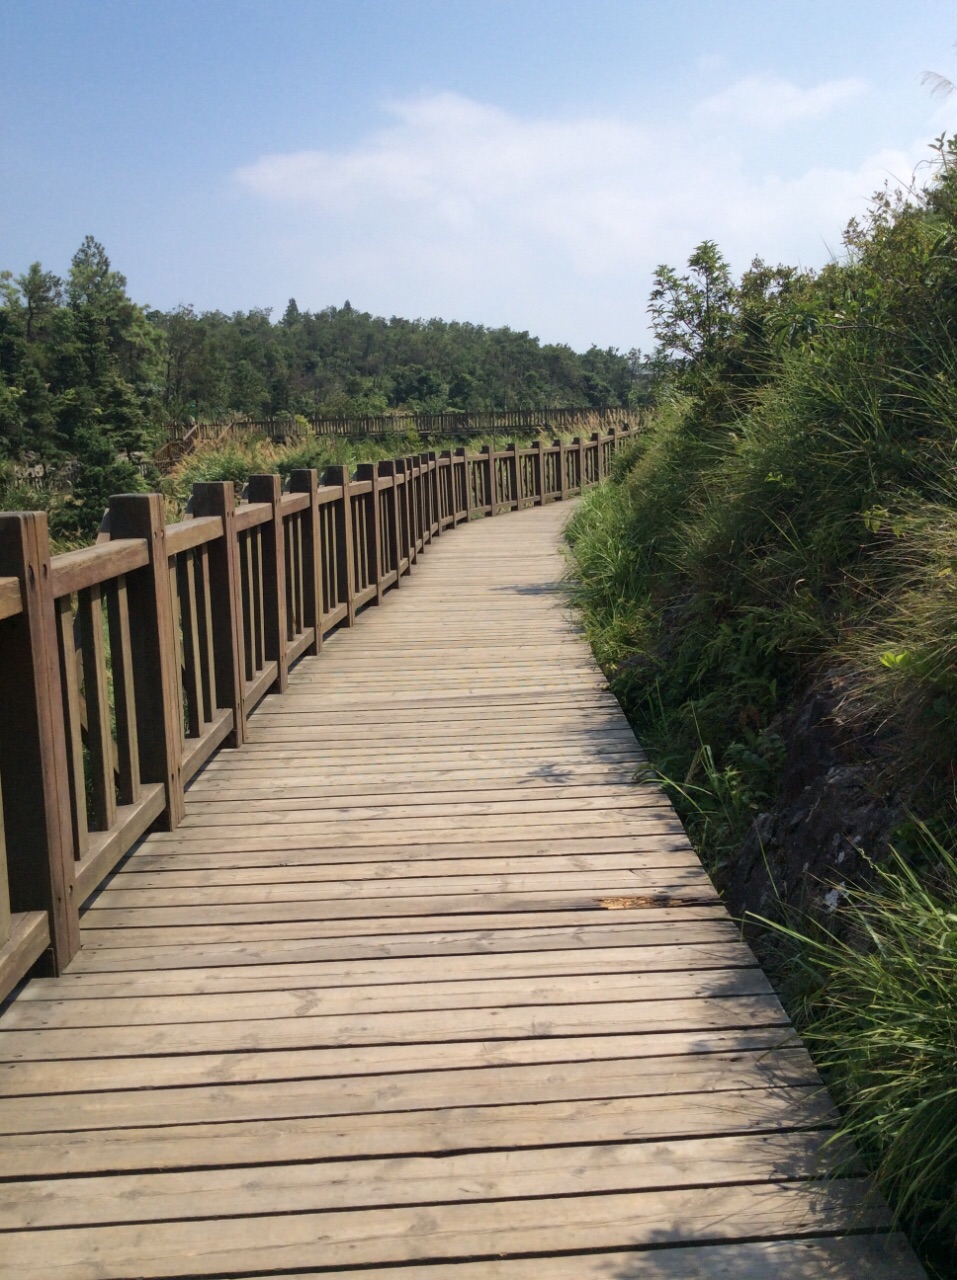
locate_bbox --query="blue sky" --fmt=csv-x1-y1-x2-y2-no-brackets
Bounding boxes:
3,0,957,350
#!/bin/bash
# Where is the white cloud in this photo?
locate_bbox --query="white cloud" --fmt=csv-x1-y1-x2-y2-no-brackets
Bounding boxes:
697,74,868,128
231,78,951,349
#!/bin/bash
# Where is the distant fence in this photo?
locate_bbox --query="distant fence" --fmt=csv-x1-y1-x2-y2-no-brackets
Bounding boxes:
154,407,636,471
0,425,637,1001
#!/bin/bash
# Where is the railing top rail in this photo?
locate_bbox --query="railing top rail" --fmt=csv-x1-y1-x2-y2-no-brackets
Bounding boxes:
279,492,311,516
0,576,23,621
233,502,273,532
50,538,150,599
165,515,225,557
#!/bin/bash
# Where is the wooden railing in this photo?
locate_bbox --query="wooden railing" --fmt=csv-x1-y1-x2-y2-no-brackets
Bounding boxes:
0,428,637,1000
154,407,638,470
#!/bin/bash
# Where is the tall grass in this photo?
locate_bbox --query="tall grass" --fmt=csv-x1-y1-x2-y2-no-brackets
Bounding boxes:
564,155,957,1270
765,826,957,1272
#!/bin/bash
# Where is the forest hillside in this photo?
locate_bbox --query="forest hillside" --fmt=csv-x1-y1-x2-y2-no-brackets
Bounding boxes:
1,239,642,540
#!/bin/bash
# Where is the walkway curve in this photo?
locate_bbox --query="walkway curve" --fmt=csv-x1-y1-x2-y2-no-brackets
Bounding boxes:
0,502,924,1278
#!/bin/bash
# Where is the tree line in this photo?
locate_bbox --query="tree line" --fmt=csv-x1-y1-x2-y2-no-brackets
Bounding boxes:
1,237,647,470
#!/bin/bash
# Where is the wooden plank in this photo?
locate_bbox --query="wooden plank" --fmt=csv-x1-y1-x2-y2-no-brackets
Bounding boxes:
75,911,734,953
0,1028,804,1100
114,833,698,871
259,1238,925,1280
0,993,791,1058
107,852,702,889
66,914,744,968
2,965,772,1029
0,1131,842,1227
88,869,716,912
2,1086,837,1179
17,940,758,999
177,791,671,824
0,1179,889,1278
0,1048,818,1133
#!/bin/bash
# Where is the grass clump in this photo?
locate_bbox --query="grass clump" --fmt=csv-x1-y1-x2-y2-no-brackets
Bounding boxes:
767,825,957,1272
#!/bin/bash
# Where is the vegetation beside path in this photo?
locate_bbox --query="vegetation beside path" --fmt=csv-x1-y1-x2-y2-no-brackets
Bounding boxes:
566,137,957,1275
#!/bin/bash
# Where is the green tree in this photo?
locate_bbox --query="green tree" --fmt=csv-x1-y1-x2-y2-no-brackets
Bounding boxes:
648,240,736,366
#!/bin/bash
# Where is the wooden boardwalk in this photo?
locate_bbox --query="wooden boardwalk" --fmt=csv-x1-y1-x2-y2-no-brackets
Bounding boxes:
0,502,924,1278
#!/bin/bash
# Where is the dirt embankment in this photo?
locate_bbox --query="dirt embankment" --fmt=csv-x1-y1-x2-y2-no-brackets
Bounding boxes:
721,682,905,933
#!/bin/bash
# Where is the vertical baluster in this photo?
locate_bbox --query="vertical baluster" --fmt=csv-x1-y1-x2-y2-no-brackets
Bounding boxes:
355,463,383,603
55,597,89,860
456,448,471,524
239,531,254,682
78,584,116,833
322,466,357,626
294,513,305,636
194,546,217,726
247,474,288,694
396,459,412,571
379,460,402,587
429,452,441,537
555,438,568,500
322,503,336,615
177,551,205,736
105,576,141,805
287,471,321,655
506,443,519,510
190,481,245,746
167,553,186,745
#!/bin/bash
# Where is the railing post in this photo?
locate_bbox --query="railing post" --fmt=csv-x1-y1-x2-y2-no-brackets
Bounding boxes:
190,482,247,745
288,469,323,649
356,463,383,603
247,474,289,692
322,465,357,626
109,493,186,828
0,512,79,971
